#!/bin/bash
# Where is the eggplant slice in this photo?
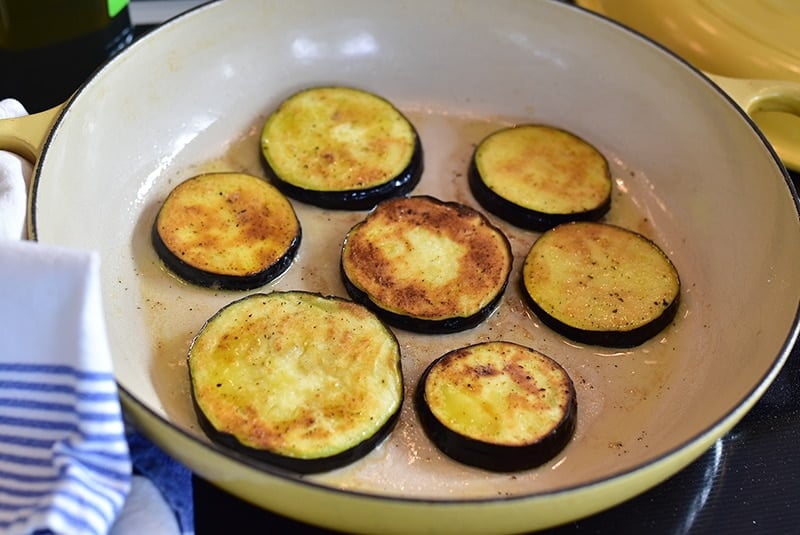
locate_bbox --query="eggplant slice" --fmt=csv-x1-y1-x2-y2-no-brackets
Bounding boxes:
340,195,513,333
152,172,301,290
188,291,404,474
522,221,681,347
261,86,423,210
416,341,577,472
469,124,612,231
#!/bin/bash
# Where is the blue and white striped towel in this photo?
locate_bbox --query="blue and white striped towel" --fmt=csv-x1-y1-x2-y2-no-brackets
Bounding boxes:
0,239,132,535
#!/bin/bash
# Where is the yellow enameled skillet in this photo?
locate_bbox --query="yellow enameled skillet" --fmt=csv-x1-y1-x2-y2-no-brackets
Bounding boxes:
1,1,799,532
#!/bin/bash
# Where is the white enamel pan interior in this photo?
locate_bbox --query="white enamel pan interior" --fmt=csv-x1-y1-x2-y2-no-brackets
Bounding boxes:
29,0,800,533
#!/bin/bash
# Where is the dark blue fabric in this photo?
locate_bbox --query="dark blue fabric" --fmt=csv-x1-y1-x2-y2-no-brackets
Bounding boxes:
126,431,194,535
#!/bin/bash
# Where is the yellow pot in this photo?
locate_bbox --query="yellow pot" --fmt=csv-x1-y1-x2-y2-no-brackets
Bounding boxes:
577,0,800,171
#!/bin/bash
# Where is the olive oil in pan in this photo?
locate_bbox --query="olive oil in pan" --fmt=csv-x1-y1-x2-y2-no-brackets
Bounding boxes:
137,108,698,499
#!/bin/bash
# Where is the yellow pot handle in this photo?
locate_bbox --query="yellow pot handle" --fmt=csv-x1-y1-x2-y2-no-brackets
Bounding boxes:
0,104,64,163
708,74,800,172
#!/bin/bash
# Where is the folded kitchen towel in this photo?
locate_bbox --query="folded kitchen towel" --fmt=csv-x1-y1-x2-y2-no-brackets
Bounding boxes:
0,239,132,535
1,96,192,534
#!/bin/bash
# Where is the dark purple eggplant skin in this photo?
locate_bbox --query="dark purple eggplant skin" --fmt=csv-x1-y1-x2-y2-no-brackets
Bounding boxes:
520,277,681,348
339,194,513,334
191,387,402,475
263,136,424,211
414,357,577,473
151,224,301,291
341,266,508,334
468,159,611,232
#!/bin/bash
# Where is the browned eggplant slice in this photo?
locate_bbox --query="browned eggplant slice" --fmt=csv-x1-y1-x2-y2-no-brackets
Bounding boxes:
340,195,513,333
188,291,404,474
522,221,681,347
261,86,423,210
469,124,612,230
152,172,301,290
416,341,577,472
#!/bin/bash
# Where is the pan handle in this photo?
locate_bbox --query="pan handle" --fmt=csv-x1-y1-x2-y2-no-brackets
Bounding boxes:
0,104,63,163
707,74,800,172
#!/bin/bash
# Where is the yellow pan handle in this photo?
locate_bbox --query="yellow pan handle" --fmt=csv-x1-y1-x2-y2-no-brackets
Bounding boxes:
0,104,64,163
708,74,800,172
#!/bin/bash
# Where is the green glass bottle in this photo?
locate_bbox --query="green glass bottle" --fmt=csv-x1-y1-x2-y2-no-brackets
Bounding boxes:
0,0,133,112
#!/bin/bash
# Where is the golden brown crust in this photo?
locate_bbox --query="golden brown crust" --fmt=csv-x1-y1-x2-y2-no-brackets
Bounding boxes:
261,86,418,192
188,291,403,467
341,195,512,324
154,172,300,286
522,222,680,345
424,343,575,444
474,124,611,215
416,341,577,471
